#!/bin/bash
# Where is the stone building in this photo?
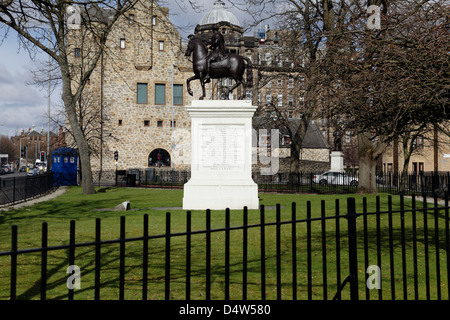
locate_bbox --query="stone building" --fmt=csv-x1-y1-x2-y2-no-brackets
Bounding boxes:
381,127,450,174
67,1,202,181
68,0,338,183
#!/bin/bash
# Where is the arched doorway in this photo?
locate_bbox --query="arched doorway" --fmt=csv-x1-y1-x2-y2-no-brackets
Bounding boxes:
148,148,171,167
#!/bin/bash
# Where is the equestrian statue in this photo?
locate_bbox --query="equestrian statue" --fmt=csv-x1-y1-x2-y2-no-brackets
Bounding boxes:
185,24,253,100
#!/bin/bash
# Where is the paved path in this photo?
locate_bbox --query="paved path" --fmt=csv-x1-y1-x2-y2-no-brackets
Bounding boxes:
0,186,69,211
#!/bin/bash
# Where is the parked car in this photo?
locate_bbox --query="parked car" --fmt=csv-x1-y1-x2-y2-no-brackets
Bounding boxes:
19,166,28,172
313,171,359,186
0,167,5,175
4,164,14,173
27,168,39,176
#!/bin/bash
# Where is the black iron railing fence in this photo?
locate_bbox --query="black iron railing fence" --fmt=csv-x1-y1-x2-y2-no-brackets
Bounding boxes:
1,193,449,300
0,172,53,206
106,169,450,196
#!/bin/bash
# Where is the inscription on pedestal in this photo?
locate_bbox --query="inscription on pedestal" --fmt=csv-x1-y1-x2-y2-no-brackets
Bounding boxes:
200,124,245,171
183,100,259,210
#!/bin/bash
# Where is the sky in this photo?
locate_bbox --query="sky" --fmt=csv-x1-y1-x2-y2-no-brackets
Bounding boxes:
0,0,258,138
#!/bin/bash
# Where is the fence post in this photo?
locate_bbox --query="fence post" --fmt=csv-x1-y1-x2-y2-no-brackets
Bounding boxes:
347,197,359,300
13,177,15,204
10,225,17,300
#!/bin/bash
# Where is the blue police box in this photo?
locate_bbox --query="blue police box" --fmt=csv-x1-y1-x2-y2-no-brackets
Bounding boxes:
52,147,78,186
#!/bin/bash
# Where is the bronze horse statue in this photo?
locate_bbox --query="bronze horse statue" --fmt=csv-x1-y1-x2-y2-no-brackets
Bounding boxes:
185,38,253,100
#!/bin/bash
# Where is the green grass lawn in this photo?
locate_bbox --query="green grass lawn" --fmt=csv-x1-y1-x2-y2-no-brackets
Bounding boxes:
0,187,448,300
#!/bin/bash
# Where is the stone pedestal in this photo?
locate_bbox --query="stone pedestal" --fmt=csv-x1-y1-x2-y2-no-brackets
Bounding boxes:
330,151,345,172
182,100,259,210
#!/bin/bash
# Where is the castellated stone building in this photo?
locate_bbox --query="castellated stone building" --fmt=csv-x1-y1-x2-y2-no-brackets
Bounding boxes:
67,0,334,183
67,1,202,181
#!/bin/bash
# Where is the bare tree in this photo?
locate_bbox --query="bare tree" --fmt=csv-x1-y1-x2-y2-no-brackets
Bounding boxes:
0,0,200,194
315,0,449,192
235,0,340,182
0,0,143,194
0,134,17,163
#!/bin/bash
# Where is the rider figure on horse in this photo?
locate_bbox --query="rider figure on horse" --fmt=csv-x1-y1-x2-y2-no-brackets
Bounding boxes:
204,24,227,83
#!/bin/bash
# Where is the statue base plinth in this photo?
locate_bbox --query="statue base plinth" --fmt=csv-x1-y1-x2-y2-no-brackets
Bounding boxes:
330,151,345,172
182,100,259,210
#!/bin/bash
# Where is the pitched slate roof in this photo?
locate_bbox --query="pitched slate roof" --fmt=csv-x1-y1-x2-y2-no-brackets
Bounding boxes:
252,117,330,149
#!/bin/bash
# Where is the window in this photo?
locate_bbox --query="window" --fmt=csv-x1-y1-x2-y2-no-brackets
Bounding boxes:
120,38,126,49
417,135,424,148
266,93,272,104
387,163,393,172
157,120,163,127
299,76,305,89
278,78,282,88
267,80,272,88
246,90,252,101
413,135,424,149
155,83,166,105
289,95,293,106
259,133,270,147
118,119,123,126
152,15,157,26
159,40,164,51
277,57,283,67
129,14,134,24
75,48,81,58
289,78,294,89
173,84,183,105
144,120,150,127
171,121,176,127
137,83,148,104
277,93,283,106
345,131,351,143
265,53,271,65
413,162,424,173
282,135,291,146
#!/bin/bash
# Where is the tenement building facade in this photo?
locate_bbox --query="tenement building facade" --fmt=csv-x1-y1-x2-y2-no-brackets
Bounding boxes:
68,0,334,182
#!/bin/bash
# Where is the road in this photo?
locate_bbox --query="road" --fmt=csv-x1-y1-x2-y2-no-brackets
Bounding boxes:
0,172,27,180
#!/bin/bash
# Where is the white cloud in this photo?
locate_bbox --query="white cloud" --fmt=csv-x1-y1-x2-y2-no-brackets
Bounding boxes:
0,62,49,136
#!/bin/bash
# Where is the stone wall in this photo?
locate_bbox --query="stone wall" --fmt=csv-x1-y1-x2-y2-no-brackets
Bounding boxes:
72,2,202,173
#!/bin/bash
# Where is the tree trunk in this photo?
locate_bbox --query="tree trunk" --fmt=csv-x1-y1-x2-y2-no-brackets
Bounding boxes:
62,77,96,195
400,137,413,192
289,139,301,185
358,150,378,193
66,100,96,194
288,115,309,185
357,132,386,194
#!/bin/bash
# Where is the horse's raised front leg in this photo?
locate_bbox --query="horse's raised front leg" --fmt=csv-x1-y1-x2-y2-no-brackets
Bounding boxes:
186,75,198,96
